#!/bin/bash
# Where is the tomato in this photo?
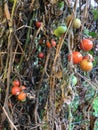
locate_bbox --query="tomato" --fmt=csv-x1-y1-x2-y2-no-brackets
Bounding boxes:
68,51,83,64
46,41,51,48
66,15,72,26
11,86,20,95
35,21,42,28
38,52,44,58
51,39,56,47
13,80,20,87
73,18,81,29
80,59,93,72
20,85,26,91
17,92,26,101
54,29,62,37
57,25,67,33
83,54,94,62
80,39,93,51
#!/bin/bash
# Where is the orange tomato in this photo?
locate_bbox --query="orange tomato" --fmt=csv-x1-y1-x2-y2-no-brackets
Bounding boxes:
51,39,56,47
80,39,93,51
46,41,51,48
20,85,26,91
17,92,26,101
80,59,93,71
11,86,20,95
68,51,83,64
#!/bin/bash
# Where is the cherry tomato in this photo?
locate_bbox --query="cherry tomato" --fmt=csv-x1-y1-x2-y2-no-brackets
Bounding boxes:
13,80,20,87
51,39,56,47
68,51,83,64
11,86,21,95
46,41,51,48
80,59,93,72
38,52,44,58
80,39,93,51
83,54,94,62
20,85,26,91
17,92,26,101
35,21,42,28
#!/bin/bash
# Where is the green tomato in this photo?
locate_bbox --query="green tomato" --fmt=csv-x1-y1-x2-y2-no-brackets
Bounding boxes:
57,25,67,34
54,29,62,37
73,18,81,29
71,76,77,86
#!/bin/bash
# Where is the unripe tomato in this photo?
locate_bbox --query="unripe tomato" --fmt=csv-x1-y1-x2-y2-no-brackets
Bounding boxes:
17,92,26,101
80,59,93,72
80,39,93,51
46,41,51,48
38,52,44,58
57,25,67,33
11,86,21,95
73,18,81,29
54,29,62,37
68,51,83,64
13,80,20,87
51,39,56,47
35,21,42,28
83,54,94,62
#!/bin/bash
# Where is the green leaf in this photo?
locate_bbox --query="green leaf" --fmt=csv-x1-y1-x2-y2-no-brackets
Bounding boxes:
89,32,97,37
92,9,98,20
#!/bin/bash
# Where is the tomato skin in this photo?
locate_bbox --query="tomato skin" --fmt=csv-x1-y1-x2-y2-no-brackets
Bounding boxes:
11,86,21,95
13,80,20,87
46,41,51,48
80,59,93,72
80,39,93,51
35,21,42,28
68,51,83,64
17,92,26,101
38,52,44,58
51,39,56,47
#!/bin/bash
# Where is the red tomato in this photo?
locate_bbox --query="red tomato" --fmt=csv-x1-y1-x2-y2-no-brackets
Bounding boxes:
68,51,83,64
80,59,93,71
17,92,26,101
80,39,93,51
38,52,44,58
51,39,56,47
35,21,42,28
11,86,21,95
46,41,51,48
13,80,20,87
83,54,94,62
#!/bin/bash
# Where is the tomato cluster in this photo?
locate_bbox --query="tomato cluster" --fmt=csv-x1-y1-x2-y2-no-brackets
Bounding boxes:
11,80,26,101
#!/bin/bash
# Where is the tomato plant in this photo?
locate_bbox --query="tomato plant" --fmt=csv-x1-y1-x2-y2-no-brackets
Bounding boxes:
11,86,20,95
80,59,93,71
17,92,26,101
80,39,93,51
13,80,20,87
68,51,83,64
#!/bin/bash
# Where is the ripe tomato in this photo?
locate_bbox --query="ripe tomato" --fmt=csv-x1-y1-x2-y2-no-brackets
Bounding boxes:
13,80,20,87
51,39,56,47
46,41,51,48
38,52,44,58
20,85,26,91
80,59,93,71
68,51,83,64
80,39,93,51
83,54,94,62
35,21,42,28
17,92,26,101
11,86,20,95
